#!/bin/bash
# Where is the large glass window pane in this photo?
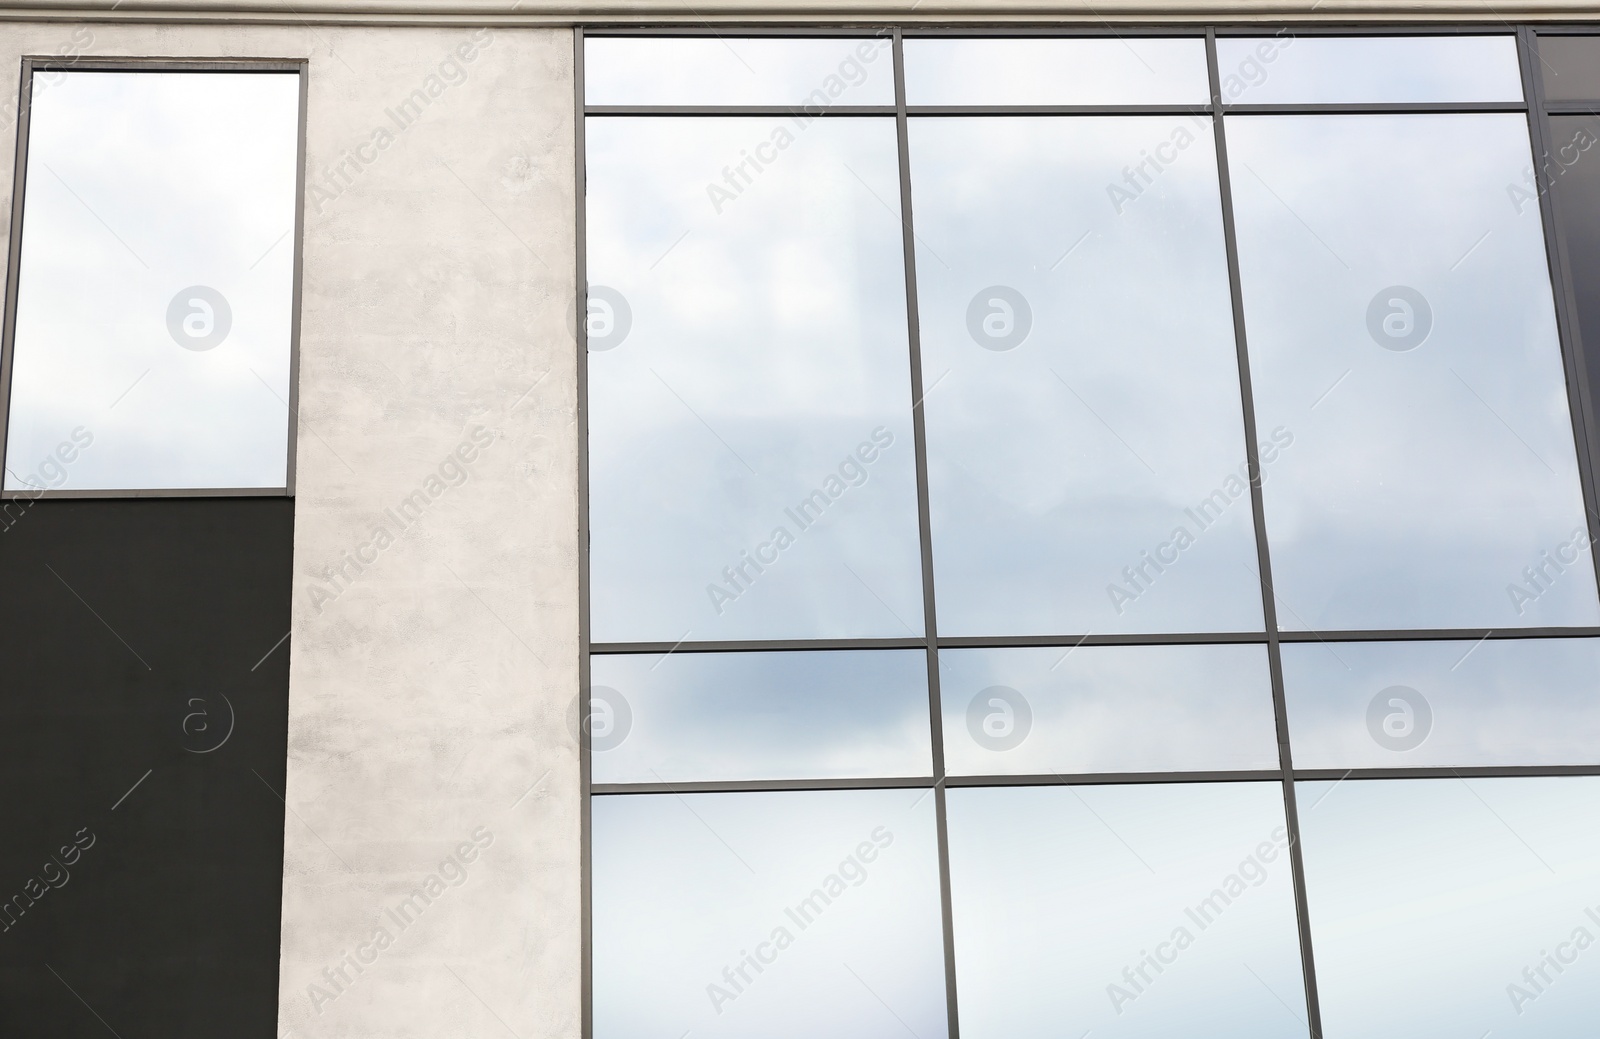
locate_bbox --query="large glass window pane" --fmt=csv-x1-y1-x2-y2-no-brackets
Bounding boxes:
585,37,895,107
1284,638,1600,769
910,116,1264,636
903,38,1209,106
940,644,1278,776
593,789,948,1039
1227,114,1596,630
947,782,1308,1039
1297,777,1600,1039
590,649,931,783
1536,36,1600,102
3,70,299,492
1215,35,1523,105
586,117,924,642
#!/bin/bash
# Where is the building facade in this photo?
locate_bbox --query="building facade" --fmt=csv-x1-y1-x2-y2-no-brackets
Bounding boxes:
1,8,1599,1039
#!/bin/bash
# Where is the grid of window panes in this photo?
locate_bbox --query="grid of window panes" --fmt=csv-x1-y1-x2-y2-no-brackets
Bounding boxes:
581,29,1600,1039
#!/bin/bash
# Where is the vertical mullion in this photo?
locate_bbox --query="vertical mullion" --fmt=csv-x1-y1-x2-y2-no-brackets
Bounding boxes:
1205,28,1324,1039
1519,26,1600,605
891,27,961,1039
574,25,593,1039
0,59,36,492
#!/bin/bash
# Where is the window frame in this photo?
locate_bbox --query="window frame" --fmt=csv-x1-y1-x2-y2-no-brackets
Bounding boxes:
0,56,310,500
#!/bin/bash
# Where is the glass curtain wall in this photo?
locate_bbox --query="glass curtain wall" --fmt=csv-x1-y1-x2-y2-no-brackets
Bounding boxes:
581,28,1600,1039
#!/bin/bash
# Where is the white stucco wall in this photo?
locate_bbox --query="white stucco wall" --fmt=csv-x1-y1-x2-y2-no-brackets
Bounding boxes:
0,22,581,1039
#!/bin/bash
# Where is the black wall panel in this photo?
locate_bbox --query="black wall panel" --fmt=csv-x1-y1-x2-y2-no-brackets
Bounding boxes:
0,497,292,1037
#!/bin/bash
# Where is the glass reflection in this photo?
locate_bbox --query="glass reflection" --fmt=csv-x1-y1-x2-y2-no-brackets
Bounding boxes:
4,71,299,491
1216,35,1523,105
903,38,1209,106
1227,114,1597,630
585,37,895,107
1538,36,1600,102
586,117,924,642
1297,777,1600,1039
590,649,932,783
909,116,1263,636
593,788,949,1039
1283,638,1600,769
940,644,1278,775
947,783,1308,1039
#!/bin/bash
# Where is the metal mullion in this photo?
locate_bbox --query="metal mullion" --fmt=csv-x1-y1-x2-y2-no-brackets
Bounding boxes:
589,626,1600,656
1297,764,1600,781
594,776,939,795
1276,625,1600,642
582,25,897,37
906,104,1212,116
583,105,896,117
1206,29,1325,1039
575,26,594,1039
1545,103,1600,114
1212,24,1519,37
0,58,33,490
891,27,961,1039
1521,26,1600,611
1223,101,1527,115
591,763,1600,797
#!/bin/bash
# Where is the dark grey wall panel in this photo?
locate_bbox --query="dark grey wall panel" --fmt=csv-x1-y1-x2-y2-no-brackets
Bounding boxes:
0,497,292,1038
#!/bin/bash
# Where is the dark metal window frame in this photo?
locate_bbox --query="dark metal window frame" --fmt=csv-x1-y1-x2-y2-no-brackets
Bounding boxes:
0,56,309,500
576,25,1600,1039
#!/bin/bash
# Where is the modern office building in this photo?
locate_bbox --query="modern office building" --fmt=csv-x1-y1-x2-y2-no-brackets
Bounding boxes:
1,9,1599,1039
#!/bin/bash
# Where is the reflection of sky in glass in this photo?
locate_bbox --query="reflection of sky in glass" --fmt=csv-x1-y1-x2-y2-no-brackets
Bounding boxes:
593,789,948,1039
1284,638,1600,769
5,71,299,491
903,38,1208,105
1227,115,1597,631
590,650,931,783
585,37,895,106
910,116,1263,635
948,783,1307,1039
1297,777,1600,1039
1217,36,1523,104
586,117,924,642
940,644,1278,775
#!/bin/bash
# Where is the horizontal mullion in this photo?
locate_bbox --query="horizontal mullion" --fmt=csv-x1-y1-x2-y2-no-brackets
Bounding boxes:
1223,102,1527,114
0,487,290,500
935,632,1265,648
906,104,1214,116
584,105,895,117
1542,103,1600,114
591,637,928,654
30,59,305,72
593,776,935,794
1295,764,1600,781
1277,626,1600,643
591,764,1600,796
